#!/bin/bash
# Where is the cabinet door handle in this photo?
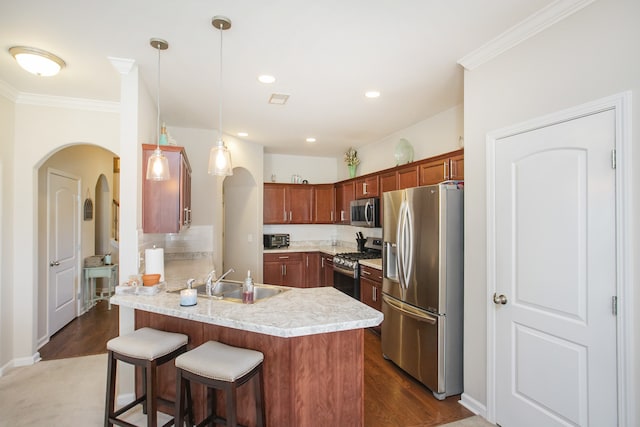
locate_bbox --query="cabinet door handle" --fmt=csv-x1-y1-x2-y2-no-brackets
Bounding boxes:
341,210,345,221
361,269,371,275
283,211,287,222
363,182,368,195
451,159,457,178
444,160,449,180
306,256,309,268
278,256,289,259
373,286,377,302
321,257,325,268
331,211,334,221
289,211,292,221
283,264,287,276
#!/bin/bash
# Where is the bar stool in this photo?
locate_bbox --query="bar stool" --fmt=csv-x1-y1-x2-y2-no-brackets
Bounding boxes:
175,341,266,427
105,327,189,427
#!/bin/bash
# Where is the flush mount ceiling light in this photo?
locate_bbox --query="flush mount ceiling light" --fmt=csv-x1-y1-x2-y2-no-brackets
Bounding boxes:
208,15,233,177
9,46,66,76
145,38,171,181
237,132,249,137
365,90,381,99
306,137,316,143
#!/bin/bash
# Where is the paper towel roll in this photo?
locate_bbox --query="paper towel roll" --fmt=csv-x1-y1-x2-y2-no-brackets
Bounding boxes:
145,248,165,282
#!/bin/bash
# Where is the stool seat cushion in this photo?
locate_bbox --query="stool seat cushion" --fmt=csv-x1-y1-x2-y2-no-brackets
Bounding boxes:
176,341,264,382
107,327,188,360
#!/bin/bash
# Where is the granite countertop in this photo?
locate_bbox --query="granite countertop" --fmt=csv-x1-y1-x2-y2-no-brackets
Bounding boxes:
110,285,383,338
263,245,348,255
360,259,382,269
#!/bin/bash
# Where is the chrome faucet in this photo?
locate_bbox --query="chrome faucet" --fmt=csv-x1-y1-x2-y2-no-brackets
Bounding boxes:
206,267,235,296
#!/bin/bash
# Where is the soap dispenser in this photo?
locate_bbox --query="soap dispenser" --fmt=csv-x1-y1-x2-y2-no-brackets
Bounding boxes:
243,270,254,304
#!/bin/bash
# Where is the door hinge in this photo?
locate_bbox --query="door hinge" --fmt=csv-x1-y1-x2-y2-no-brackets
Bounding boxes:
612,296,618,316
611,149,616,169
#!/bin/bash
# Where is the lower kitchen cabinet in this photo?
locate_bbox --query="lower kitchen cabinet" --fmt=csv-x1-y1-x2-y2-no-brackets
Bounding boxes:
320,254,334,287
304,252,320,287
360,265,382,333
263,253,304,287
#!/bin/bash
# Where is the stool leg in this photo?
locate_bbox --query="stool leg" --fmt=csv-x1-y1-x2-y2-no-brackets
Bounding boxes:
104,351,116,427
207,387,216,427
225,383,237,427
175,368,184,427
146,362,158,427
255,366,266,427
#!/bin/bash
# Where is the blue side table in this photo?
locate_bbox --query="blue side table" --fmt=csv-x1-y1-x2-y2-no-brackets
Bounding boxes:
83,263,118,310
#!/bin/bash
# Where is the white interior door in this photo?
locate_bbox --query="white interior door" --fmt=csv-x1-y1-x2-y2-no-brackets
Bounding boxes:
493,110,617,426
48,170,80,336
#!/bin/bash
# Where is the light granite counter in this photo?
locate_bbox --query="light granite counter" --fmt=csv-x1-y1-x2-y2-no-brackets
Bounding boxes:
110,285,382,338
360,258,382,269
263,244,348,255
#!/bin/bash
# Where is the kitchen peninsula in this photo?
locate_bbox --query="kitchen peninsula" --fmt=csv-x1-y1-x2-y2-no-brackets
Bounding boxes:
110,285,382,426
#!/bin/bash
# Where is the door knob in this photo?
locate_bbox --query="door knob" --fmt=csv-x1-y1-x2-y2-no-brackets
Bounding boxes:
493,293,508,305
49,261,60,267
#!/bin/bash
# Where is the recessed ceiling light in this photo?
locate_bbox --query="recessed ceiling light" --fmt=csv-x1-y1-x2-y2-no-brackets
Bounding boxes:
9,46,66,76
306,137,316,143
258,75,276,84
237,132,248,137
365,90,380,99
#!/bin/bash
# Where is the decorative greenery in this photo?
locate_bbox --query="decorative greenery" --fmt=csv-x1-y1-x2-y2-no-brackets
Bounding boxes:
344,147,360,166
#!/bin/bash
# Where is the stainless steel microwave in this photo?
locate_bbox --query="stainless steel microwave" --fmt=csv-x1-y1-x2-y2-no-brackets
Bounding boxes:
350,198,380,228
263,233,290,249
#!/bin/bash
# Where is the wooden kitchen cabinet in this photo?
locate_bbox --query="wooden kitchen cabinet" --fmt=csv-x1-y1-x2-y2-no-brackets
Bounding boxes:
319,253,334,287
355,175,379,199
360,265,383,332
379,170,398,224
263,252,305,287
263,183,314,224
397,165,418,190
142,144,192,233
419,149,464,185
304,252,320,287
313,184,335,224
335,181,354,224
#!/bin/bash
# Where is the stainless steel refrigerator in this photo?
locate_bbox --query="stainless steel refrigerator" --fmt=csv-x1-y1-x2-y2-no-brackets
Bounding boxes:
381,183,463,400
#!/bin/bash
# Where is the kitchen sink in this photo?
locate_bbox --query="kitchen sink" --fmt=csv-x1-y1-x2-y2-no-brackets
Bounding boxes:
223,285,287,302
168,281,287,302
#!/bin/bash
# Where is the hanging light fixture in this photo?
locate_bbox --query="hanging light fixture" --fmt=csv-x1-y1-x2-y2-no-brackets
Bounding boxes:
146,38,171,181
208,15,233,176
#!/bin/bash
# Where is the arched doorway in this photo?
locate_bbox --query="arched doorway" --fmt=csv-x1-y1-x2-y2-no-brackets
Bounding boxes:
222,167,260,282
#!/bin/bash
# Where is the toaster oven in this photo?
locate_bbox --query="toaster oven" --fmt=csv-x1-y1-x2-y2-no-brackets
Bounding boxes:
263,233,290,249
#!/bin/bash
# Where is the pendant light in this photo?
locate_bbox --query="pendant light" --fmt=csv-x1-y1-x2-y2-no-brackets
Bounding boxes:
146,38,171,181
208,16,233,176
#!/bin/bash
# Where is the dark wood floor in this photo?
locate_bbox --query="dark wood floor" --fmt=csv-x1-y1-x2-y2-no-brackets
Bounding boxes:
39,301,472,426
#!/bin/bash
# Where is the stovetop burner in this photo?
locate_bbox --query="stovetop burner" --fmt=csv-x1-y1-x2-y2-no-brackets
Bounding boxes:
333,237,382,271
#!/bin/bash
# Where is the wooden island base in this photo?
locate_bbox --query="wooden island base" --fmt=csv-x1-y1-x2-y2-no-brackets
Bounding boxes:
136,310,364,426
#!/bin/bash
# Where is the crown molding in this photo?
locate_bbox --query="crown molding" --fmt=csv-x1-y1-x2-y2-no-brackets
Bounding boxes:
457,0,597,70
15,92,120,113
0,79,19,102
108,57,136,75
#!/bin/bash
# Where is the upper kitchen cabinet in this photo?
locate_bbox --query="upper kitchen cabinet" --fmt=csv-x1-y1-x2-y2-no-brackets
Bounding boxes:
355,175,379,199
264,183,314,224
335,181,355,224
313,184,335,224
419,149,464,185
397,165,419,190
142,144,192,233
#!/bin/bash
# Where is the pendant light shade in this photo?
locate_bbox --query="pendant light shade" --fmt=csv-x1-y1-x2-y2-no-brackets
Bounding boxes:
208,16,233,177
146,38,170,181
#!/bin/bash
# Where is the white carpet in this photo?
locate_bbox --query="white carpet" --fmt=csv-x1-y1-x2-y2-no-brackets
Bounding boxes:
0,354,170,427
0,354,490,426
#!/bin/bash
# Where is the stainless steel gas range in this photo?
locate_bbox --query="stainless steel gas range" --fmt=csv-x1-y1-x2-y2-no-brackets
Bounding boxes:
332,237,382,300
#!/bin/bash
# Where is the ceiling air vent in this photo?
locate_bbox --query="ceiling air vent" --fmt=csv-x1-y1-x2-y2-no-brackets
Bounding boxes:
268,93,289,105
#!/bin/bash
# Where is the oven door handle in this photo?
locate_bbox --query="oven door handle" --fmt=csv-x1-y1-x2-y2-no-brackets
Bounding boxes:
333,264,356,278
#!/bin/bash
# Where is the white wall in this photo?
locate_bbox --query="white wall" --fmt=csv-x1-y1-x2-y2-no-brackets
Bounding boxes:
462,0,639,420
0,90,15,370
263,153,338,184
344,104,464,179
6,101,119,368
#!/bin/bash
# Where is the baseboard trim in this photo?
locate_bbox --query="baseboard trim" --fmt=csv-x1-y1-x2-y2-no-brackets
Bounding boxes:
460,393,487,418
0,352,41,377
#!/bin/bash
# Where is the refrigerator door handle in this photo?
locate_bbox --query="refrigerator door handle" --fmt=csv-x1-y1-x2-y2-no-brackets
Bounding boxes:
396,201,407,289
383,295,437,325
404,202,414,287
